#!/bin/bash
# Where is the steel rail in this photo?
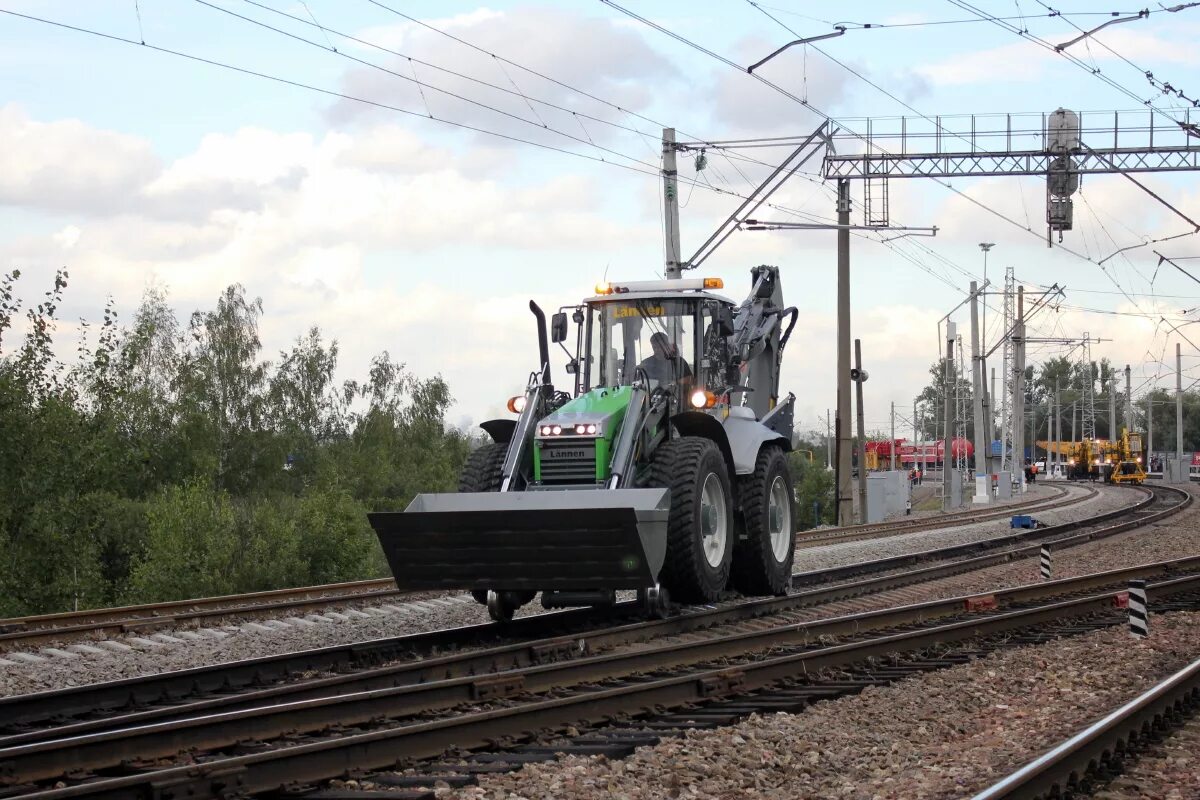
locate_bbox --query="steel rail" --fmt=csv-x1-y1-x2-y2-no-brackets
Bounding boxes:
969,656,1200,800
11,546,1200,756
0,579,404,648
0,484,1081,649
791,484,1177,587
0,485,1184,735
795,483,1089,548
10,572,1200,799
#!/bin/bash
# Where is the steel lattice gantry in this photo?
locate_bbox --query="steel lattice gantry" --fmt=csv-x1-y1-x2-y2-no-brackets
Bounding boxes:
824,145,1200,179
822,109,1200,179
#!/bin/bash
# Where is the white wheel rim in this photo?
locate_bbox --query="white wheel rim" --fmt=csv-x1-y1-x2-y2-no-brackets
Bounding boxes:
768,475,792,562
700,472,729,569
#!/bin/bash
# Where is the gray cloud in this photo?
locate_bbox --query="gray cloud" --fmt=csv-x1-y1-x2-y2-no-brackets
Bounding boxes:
326,6,680,152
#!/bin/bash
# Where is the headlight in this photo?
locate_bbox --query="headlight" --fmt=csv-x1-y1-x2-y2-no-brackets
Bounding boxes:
551,425,562,435
540,425,552,436
690,389,716,409
586,424,597,434
507,395,527,413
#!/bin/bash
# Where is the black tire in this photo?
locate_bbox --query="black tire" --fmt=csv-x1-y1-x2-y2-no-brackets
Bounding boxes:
731,446,795,596
647,437,734,604
458,441,507,493
458,441,507,605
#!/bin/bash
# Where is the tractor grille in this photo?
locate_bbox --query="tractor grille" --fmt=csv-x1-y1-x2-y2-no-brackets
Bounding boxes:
539,439,598,485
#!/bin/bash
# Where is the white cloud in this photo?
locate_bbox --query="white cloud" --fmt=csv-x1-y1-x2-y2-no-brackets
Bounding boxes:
53,225,81,250
0,104,160,214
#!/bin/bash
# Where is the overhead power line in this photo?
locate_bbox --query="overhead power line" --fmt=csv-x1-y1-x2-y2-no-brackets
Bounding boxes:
0,6,850,233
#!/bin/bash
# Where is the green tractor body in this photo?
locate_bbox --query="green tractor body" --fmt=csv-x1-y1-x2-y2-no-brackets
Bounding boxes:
369,267,800,620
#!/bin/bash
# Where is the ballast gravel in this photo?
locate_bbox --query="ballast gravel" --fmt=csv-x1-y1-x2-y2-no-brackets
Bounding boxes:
0,484,1164,698
448,610,1200,800
796,482,1136,572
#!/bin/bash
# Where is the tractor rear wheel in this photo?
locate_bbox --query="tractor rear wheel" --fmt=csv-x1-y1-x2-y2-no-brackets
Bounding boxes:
458,441,507,493
458,442,507,605
731,446,795,596
648,437,734,604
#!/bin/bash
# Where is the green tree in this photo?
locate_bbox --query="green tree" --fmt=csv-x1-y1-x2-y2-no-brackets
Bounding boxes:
127,481,239,602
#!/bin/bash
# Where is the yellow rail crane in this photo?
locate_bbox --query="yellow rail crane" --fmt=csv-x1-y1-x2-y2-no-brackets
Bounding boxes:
1108,429,1146,485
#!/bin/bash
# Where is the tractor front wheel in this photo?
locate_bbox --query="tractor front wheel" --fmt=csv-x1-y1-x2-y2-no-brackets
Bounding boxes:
648,437,734,604
731,446,795,596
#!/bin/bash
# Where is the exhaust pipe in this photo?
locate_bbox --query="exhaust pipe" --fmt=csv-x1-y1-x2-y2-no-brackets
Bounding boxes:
529,300,551,385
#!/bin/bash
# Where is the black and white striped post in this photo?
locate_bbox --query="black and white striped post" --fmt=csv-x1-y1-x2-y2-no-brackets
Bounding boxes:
1128,579,1149,638
1039,546,1052,580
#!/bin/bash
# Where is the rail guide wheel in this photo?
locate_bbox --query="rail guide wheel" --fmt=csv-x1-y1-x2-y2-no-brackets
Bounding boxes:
486,590,516,623
638,584,670,619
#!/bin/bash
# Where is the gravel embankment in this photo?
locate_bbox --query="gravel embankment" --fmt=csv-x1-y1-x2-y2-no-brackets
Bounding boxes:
796,482,1134,572
0,485,1153,698
449,610,1200,800
0,595,504,697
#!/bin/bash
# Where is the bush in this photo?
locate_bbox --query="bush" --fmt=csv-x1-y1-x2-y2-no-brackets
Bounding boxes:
127,481,238,602
296,486,386,584
790,455,836,530
231,497,305,593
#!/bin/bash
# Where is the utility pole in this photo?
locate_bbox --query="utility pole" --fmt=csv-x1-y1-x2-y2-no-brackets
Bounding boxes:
1177,342,1184,467
990,366,997,473
890,401,896,471
854,338,868,523
1146,396,1153,460
661,128,682,280
1072,401,1078,448
1054,378,1061,474
1124,365,1132,436
1012,286,1026,492
943,321,957,510
835,179,853,526
969,281,989,503
826,409,832,470
1109,378,1117,443
1000,267,1015,472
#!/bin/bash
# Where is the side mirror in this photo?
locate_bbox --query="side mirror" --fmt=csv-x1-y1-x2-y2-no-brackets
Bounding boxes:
714,305,735,337
550,312,568,343
565,359,579,375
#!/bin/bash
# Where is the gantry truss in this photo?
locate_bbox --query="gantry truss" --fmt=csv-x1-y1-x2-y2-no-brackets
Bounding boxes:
823,109,1200,180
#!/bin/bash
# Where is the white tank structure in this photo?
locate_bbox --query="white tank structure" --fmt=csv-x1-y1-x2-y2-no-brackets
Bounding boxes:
1045,108,1080,237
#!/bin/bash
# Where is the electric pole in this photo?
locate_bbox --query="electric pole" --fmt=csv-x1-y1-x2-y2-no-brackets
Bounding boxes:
1109,378,1117,443
661,128,682,280
1054,378,1061,474
1124,364,1132,436
1012,286,1026,492
943,321,956,510
1177,342,1184,468
854,338,868,523
835,179,853,526
826,409,832,470
1147,396,1154,468
890,401,896,471
969,281,988,502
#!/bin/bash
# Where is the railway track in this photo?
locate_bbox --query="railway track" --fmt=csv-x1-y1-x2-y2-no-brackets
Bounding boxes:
0,485,1183,733
970,654,1200,800
0,485,1190,799
0,482,1086,651
795,482,1092,549
5,559,1200,798
0,578,405,650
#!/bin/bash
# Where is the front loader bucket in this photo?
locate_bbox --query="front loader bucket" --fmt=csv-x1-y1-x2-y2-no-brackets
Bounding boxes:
368,489,670,592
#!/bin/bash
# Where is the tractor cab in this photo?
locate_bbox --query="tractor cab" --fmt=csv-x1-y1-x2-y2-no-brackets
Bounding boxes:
532,279,736,491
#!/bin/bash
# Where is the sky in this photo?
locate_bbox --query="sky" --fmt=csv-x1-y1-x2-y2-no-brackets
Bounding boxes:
2,0,1200,437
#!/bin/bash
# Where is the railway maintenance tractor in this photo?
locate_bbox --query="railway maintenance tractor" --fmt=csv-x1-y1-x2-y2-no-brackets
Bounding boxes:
369,266,799,621
1107,429,1146,485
